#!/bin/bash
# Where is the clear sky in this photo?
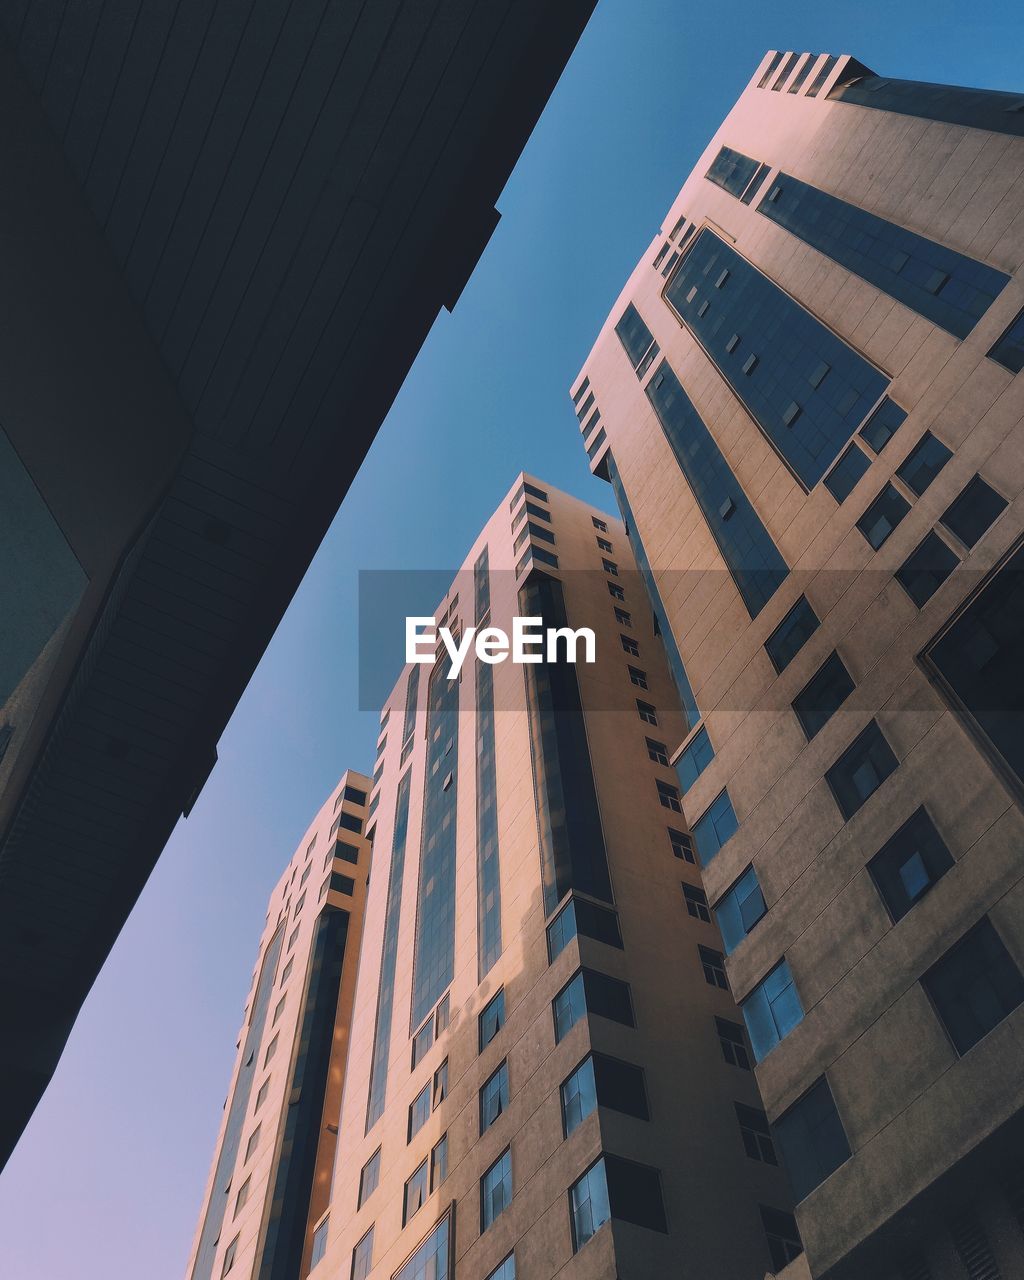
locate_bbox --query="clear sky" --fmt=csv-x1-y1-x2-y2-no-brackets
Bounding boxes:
1,3,1021,1277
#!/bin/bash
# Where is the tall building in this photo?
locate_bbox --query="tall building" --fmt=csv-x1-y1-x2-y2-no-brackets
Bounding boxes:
306,477,795,1280
187,771,373,1280
0,0,597,1167
573,50,1024,1280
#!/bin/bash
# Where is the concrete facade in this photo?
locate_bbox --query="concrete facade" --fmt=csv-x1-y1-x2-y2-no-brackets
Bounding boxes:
573,51,1024,1280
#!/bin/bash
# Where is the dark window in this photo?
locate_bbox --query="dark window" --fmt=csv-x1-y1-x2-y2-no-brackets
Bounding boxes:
615,607,632,627
587,428,607,461
742,960,803,1061
699,945,728,990
309,1216,328,1269
430,1134,448,1191
657,780,682,813
787,55,816,95
627,665,648,689
592,1053,649,1121
869,809,954,922
705,145,761,197
760,1206,804,1270
859,397,907,453
922,918,1024,1055
524,500,551,524
620,634,639,656
592,516,608,532
692,790,739,864
408,1084,430,1142
857,484,910,549
435,994,449,1035
716,866,768,953
765,596,820,673
608,581,625,601
896,532,959,606
554,969,634,1041
924,541,1024,792
597,537,613,552
351,1227,373,1280
358,1149,380,1207
757,51,784,88
481,1149,512,1230
940,476,1008,548
826,721,899,819
337,812,362,834
615,303,656,368
403,1159,428,1225
676,726,714,790
669,827,695,863
572,378,590,406
337,840,360,864
736,1103,778,1164
433,1058,448,1107
479,989,505,1051
716,1017,751,1070
546,896,623,961
221,1236,238,1277
329,872,355,896
988,306,1024,373
344,785,367,805
637,700,658,725
394,1216,450,1280
646,737,669,766
740,161,772,204
602,558,619,576
411,1017,434,1068
561,1056,598,1135
772,51,800,88
824,444,871,502
896,432,953,496
553,971,587,1042
773,1077,852,1201
792,652,855,739
806,53,838,96
480,1061,509,1133
683,883,711,922
604,1155,668,1233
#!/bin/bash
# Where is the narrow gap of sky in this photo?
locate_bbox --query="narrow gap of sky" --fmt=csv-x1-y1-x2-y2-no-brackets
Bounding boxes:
0,1,1020,1277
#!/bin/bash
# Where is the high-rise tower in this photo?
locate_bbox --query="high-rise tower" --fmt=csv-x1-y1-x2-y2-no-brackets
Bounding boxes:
573,50,1024,1280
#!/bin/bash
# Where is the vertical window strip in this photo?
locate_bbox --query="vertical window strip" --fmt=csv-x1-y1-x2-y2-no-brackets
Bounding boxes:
475,548,503,978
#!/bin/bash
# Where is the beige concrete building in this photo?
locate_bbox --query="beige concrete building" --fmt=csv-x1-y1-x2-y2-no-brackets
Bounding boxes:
186,771,372,1280
573,49,1024,1280
309,476,796,1280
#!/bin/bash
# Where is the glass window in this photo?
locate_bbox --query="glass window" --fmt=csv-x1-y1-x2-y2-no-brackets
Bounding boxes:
607,580,625,600
736,1103,778,1164
343,784,367,805
603,1154,668,1232
479,988,505,1051
692,790,739,865
408,1083,431,1142
435,995,450,1035
627,665,648,688
896,531,959,606
432,1058,448,1109
792,652,855,739
337,812,362,834
570,1158,611,1251
757,51,784,88
411,1017,434,1069
859,397,907,453
602,558,618,576
394,1214,450,1280
705,145,761,197
572,377,590,406
561,1056,598,1136
896,432,952,496
547,896,622,961
824,443,871,502
699,945,728,990
244,1126,260,1162
940,475,1008,548
358,1149,380,1208
716,1017,751,1070
765,596,819,673
403,1159,429,1225
760,1207,804,1270
614,303,656,368
868,808,954,922
615,607,632,627
683,883,711,922
233,1176,251,1218
351,1226,373,1280
826,721,899,819
430,1134,448,1191
857,484,910,549
255,1078,270,1115
620,633,640,656
773,1077,851,1201
221,1235,238,1277
480,1061,510,1133
676,726,714,790
742,959,803,1061
716,866,768,953
636,700,658,725
336,840,360,864
988,305,1024,372
310,1217,329,1269
806,53,838,97
592,516,608,531
554,972,587,1042
481,1149,512,1231
922,918,1024,1055
668,827,695,863
657,780,682,813
554,969,634,1041
487,1257,515,1280
646,737,669,765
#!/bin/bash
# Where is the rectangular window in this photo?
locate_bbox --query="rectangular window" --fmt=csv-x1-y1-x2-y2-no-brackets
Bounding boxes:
337,812,362,834
254,1078,269,1112
627,665,648,689
343,784,367,805
547,896,622,961
705,145,761,198
896,532,959,607
432,1058,448,1109
592,516,608,532
657,780,682,812
233,1175,251,1218
561,1052,647,1134
868,808,954,922
896,432,952,496
716,866,768,954
430,1134,448,1191
221,1236,238,1277
351,1226,373,1280
735,1103,778,1164
669,827,695,863
561,1056,598,1135
824,443,871,502
773,1077,851,1200
792,652,855,739
716,1017,751,1070
761,1207,804,1270
740,160,772,204
408,1083,431,1142
940,475,1008,548
765,595,819,673
597,537,613,552
742,959,803,1061
620,633,639,656
757,51,784,88
587,428,607,460
636,700,658,725
310,1217,329,1269
358,1149,380,1207
336,840,360,864
481,1149,512,1231
480,1061,510,1133
244,1125,260,1162
692,790,738,864
403,1159,429,1225
264,1034,278,1066
479,988,505,1051
614,303,656,369
988,305,1024,372
572,377,591,406
859,397,907,453
683,882,711,922
646,737,669,766
826,721,899,819
602,559,618,577
614,607,632,627
570,1158,611,1251
607,580,625,601
676,726,714,790
699,945,728,990
411,1017,434,1069
395,1215,450,1280
806,53,838,96
486,1256,515,1280
857,483,910,549
554,969,634,1041
922,918,1024,1055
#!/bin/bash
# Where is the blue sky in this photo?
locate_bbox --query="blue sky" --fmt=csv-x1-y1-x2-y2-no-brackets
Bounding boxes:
1,2,1021,1277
